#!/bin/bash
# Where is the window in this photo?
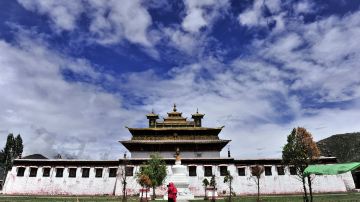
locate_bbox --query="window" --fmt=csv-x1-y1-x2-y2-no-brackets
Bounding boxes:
125,167,134,176
95,168,103,178
29,167,38,177
69,168,77,178
277,166,285,175
189,166,197,176
17,167,25,177
238,167,246,176
220,166,228,176
109,168,117,177
290,167,297,175
265,166,272,176
204,166,212,177
82,168,90,178
43,167,51,177
56,168,64,177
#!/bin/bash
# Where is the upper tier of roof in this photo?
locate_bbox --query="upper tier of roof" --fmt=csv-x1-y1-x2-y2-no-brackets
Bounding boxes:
144,104,207,128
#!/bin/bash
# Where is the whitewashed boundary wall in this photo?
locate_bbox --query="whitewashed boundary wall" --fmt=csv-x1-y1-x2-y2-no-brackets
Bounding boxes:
3,159,356,196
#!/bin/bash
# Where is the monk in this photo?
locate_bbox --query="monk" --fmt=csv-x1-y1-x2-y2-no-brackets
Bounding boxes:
168,182,178,202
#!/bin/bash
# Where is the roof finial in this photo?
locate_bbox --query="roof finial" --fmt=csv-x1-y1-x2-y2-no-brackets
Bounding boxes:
173,103,177,112
228,145,231,158
151,108,154,114
196,108,199,114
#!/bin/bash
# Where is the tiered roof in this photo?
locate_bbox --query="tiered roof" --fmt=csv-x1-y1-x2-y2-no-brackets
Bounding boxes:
120,105,230,153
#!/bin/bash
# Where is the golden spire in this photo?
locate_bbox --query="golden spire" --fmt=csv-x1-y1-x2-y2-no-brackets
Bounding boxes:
173,103,177,112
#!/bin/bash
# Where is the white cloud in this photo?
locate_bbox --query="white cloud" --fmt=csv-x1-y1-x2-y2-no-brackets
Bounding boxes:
17,0,153,48
237,0,285,32
238,0,265,27
18,0,83,31
182,0,229,33
87,0,153,47
256,10,360,102
117,9,360,158
5,1,360,160
162,27,201,55
0,33,142,159
294,0,315,14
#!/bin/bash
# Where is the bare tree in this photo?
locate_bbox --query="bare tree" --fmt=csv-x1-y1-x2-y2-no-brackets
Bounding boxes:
210,175,216,202
223,170,233,202
119,152,129,202
251,165,264,202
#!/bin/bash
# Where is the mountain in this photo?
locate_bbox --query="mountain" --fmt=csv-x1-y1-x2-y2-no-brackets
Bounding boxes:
22,154,48,159
317,132,360,163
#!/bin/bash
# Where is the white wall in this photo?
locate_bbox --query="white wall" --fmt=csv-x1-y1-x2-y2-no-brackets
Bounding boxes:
4,166,118,195
4,164,356,196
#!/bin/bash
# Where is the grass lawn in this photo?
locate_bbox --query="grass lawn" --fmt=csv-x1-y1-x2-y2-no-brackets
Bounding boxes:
193,193,360,202
0,193,359,202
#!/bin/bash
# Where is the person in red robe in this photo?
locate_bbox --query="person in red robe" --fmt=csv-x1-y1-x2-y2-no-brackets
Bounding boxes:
167,182,177,202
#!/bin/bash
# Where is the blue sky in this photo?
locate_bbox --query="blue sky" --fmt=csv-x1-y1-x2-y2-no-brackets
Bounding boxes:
1,0,360,159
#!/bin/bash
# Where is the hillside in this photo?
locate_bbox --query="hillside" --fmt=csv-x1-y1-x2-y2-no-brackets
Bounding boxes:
317,132,360,163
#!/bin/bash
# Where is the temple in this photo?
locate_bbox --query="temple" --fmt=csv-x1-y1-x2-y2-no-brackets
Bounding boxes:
1,105,358,196
121,104,229,158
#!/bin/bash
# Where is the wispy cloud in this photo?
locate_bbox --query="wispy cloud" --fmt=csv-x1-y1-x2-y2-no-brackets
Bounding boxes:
1,1,360,159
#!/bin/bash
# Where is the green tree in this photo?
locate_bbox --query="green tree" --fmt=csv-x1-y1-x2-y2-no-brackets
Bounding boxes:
202,178,209,200
14,135,23,159
3,134,15,172
251,165,264,202
2,133,24,183
282,127,320,202
142,154,167,200
223,170,233,202
0,150,4,165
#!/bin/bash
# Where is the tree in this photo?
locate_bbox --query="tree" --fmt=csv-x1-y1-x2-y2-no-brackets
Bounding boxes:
282,127,320,202
137,172,152,202
3,134,15,172
142,154,167,200
202,178,209,200
2,133,24,184
251,165,264,202
14,135,23,159
210,175,216,202
223,170,233,202
120,153,129,202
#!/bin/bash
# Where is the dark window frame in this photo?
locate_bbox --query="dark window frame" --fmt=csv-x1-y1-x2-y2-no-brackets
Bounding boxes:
29,167,38,177
95,168,103,178
82,168,90,178
17,167,26,177
109,168,117,177
265,166,272,176
204,166,212,177
238,167,246,176
277,166,285,175
189,166,197,177
56,168,64,178
289,166,297,175
69,168,77,178
43,167,51,177
125,167,134,176
220,166,228,176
